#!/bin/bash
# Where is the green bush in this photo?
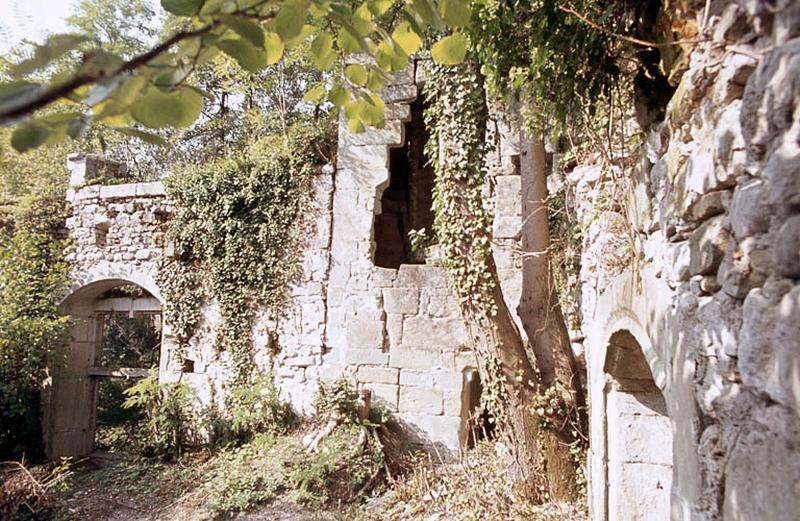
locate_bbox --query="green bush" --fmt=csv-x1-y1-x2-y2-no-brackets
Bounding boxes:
200,434,285,520
122,372,195,460
227,374,294,443
0,228,70,460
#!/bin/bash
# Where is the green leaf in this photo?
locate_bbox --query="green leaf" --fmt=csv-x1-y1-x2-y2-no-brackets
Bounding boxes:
275,1,306,42
0,82,43,115
303,85,325,103
11,124,49,153
219,14,264,48
283,24,315,48
310,32,335,70
367,0,392,16
11,34,88,77
328,83,349,106
391,22,422,55
263,32,284,64
345,64,368,86
430,32,468,65
161,0,204,16
199,0,233,14
439,0,471,28
216,38,267,72
112,127,169,145
130,87,205,128
338,28,362,54
376,40,407,72
410,0,440,27
352,3,374,36
366,69,385,91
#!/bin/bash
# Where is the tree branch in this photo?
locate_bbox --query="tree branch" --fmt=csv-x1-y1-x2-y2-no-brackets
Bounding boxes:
559,5,708,49
0,25,216,122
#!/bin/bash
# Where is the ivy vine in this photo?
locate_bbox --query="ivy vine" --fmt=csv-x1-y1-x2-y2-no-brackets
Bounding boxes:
158,121,335,382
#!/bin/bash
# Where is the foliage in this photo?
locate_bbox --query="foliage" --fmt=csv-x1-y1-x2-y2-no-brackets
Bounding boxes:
314,376,362,423
160,119,334,381
292,423,385,506
122,372,195,460
423,59,494,317
0,0,473,152
0,227,71,459
200,434,285,519
227,373,294,443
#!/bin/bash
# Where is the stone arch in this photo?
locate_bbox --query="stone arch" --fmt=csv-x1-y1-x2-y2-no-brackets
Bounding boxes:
602,326,673,521
44,271,166,459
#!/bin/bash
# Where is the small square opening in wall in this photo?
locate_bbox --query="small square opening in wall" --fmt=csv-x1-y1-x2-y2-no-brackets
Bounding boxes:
373,98,435,269
181,358,195,373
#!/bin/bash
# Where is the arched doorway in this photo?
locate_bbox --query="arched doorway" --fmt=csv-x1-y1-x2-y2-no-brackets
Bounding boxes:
604,330,673,521
44,279,163,459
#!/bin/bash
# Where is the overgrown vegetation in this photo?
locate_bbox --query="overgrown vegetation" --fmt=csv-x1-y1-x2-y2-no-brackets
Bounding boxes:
159,119,335,382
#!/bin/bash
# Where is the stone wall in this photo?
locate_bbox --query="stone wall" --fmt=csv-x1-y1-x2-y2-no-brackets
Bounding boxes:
577,1,800,520
58,62,527,454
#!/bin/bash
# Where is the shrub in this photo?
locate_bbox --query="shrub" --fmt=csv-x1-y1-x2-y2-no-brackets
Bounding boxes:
200,434,285,520
122,372,195,459
227,373,294,443
0,228,70,460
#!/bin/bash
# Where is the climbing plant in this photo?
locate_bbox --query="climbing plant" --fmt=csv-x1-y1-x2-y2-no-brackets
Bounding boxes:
159,119,335,382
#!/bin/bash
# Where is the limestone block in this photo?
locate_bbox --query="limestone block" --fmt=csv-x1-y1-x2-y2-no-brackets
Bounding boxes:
687,190,731,222
363,382,399,411
607,461,672,521
685,146,736,196
773,215,800,278
689,216,730,275
345,348,389,366
371,267,397,287
383,288,419,314
135,182,165,197
442,391,461,416
433,370,462,391
399,386,443,415
346,316,385,349
340,120,403,147
396,264,448,288
763,137,800,218
99,183,137,199
336,145,388,172
729,180,770,239
399,414,462,451
402,316,468,349
386,313,403,347
399,370,433,387
741,39,800,159
357,366,398,385
492,215,519,239
739,285,800,412
380,84,417,103
494,176,521,216
390,346,442,370
385,103,411,121
454,351,478,372
286,356,317,367
722,405,800,521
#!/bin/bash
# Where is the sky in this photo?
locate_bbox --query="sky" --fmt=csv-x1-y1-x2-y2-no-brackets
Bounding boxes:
0,0,78,52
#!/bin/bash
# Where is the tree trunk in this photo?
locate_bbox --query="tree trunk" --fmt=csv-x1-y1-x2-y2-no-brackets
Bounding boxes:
519,136,588,433
425,62,582,502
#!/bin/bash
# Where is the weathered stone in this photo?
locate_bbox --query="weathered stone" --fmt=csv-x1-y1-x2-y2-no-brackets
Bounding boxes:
773,216,800,278
364,383,399,411
687,190,731,222
389,347,442,370
729,180,770,239
346,317,385,349
402,316,468,349
399,369,433,387
399,386,443,415
344,348,389,366
383,288,419,314
357,366,398,385
689,216,730,275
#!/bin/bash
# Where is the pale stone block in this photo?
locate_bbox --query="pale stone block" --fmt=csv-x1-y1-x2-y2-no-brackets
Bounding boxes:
383,288,419,314
358,366,399,385
347,318,384,349
364,383,398,411
454,351,478,372
399,414,462,451
386,313,403,347
390,346,442,370
371,267,397,287
403,316,469,349
135,181,165,197
494,176,521,216
399,369,433,387
345,348,389,366
336,145,388,171
442,391,462,416
396,264,448,288
399,386,443,415
434,370,462,391
492,215,519,239
99,183,136,198
340,120,403,147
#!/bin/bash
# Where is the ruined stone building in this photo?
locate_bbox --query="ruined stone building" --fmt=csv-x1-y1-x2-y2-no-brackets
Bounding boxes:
43,1,799,520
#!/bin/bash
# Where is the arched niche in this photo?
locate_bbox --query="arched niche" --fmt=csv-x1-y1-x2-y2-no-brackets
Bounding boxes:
44,278,165,459
604,329,673,521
